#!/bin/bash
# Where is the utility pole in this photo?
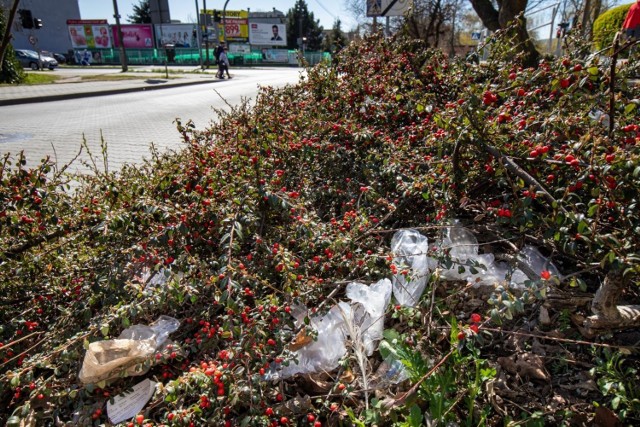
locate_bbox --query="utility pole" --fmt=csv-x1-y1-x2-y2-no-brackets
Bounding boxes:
112,0,128,72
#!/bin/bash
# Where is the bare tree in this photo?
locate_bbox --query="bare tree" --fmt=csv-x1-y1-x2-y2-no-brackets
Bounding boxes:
400,0,461,47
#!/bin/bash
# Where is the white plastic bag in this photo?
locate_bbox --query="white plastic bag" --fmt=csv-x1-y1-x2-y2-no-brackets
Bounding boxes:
438,223,498,285
345,279,392,356
275,279,392,378
78,316,180,384
391,229,431,307
275,302,350,379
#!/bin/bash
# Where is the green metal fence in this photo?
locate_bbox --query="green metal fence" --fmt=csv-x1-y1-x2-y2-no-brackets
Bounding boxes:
78,48,330,67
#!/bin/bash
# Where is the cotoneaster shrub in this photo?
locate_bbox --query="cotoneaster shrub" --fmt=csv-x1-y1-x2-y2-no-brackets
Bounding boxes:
1,30,639,425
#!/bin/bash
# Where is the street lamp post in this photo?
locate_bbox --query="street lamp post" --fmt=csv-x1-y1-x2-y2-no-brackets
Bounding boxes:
222,0,230,46
112,0,128,72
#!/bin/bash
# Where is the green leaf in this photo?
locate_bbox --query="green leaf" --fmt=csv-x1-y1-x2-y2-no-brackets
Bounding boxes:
10,375,20,387
624,103,637,116
409,404,423,426
612,395,621,409
416,104,425,113
100,324,109,337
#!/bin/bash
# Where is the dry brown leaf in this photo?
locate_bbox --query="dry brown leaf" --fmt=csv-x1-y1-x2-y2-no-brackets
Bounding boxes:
594,405,622,427
498,352,550,382
299,372,334,394
340,368,355,384
287,327,314,351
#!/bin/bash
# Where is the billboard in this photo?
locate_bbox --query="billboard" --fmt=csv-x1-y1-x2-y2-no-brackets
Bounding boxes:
112,24,154,48
155,24,198,47
366,0,412,17
200,10,249,43
66,20,111,49
219,10,249,42
249,23,286,46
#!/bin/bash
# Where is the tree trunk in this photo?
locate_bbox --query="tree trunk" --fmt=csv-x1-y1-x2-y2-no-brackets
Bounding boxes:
469,0,500,31
469,0,540,67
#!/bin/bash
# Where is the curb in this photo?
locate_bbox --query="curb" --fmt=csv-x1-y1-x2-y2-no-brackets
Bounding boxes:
0,78,219,107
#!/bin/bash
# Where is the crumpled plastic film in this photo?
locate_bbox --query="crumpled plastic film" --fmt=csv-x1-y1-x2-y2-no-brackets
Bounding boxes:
275,302,350,379
510,245,562,288
274,279,393,379
439,223,499,286
345,279,392,356
390,229,432,307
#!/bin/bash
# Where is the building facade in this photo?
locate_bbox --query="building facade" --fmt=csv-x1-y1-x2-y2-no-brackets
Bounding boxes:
1,0,81,54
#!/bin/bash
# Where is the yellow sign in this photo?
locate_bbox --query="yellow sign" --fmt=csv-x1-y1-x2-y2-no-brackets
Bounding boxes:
201,9,249,19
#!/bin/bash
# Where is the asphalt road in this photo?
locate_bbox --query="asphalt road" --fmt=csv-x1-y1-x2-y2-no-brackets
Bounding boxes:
0,67,304,174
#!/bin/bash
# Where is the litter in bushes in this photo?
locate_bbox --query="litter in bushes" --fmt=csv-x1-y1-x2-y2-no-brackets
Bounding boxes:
78,316,180,384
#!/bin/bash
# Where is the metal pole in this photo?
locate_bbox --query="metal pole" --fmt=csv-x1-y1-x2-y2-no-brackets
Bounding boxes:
195,0,203,69
112,0,128,71
222,0,230,46
203,0,209,67
548,6,557,54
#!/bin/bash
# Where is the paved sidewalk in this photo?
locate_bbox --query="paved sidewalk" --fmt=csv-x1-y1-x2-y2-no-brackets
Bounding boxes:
0,67,228,106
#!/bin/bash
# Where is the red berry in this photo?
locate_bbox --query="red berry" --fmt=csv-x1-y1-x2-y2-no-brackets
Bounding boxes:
457,331,466,340
136,414,145,424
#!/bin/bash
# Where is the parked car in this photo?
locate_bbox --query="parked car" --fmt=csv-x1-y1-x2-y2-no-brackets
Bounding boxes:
41,50,66,64
14,49,58,70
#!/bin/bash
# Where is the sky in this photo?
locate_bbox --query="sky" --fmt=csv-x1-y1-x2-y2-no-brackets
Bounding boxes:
77,0,359,31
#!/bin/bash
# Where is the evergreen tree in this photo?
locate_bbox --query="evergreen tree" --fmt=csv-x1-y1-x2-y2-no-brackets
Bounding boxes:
0,5,24,84
322,19,348,53
330,19,347,53
286,0,324,51
128,0,151,24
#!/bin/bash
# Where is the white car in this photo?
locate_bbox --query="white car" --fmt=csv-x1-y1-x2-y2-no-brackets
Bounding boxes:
14,49,59,70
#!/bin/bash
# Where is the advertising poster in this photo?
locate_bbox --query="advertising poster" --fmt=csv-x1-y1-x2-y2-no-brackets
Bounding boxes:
67,19,109,49
155,24,198,48
217,10,249,42
249,23,286,46
112,24,154,48
260,48,289,63
92,25,112,48
229,43,251,54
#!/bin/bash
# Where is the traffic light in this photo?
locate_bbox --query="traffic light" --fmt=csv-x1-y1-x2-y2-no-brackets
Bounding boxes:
18,9,34,29
33,18,43,29
213,10,221,23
